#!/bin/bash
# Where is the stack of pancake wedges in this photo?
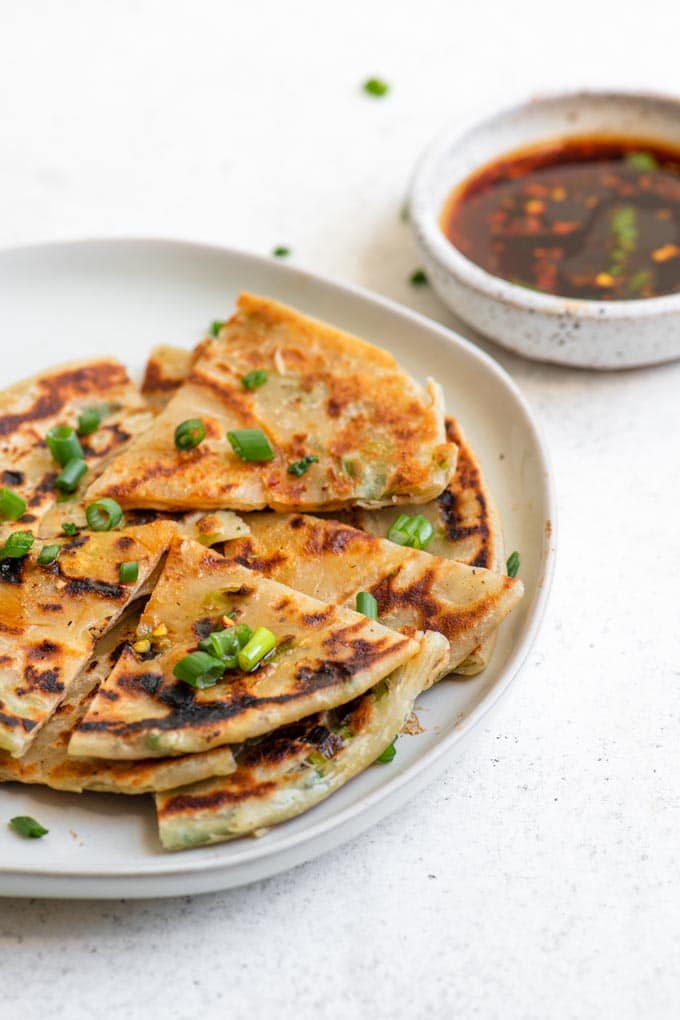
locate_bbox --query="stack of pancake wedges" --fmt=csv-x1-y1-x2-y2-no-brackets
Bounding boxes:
0,293,523,851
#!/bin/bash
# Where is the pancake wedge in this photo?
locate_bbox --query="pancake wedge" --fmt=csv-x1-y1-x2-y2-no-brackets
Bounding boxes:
87,292,456,512
0,611,236,794
345,418,506,675
156,630,449,850
141,345,196,410
0,359,153,539
69,536,420,760
223,512,523,681
0,520,176,756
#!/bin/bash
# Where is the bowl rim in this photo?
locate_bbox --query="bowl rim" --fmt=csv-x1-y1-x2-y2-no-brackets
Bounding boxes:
410,86,680,321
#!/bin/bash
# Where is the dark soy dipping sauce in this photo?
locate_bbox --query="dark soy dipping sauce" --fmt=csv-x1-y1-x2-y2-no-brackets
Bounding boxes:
442,136,680,300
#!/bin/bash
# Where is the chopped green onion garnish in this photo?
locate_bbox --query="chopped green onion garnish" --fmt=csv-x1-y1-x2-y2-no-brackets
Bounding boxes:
233,623,253,647
409,268,428,286
62,521,79,536
287,455,319,477
77,407,101,436
46,425,84,467
238,627,277,672
625,151,658,171
9,815,48,839
227,428,274,462
387,513,433,550
37,543,61,566
174,418,206,451
272,246,291,258
363,77,389,97
400,201,410,224
506,551,520,578
0,531,34,559
55,458,88,493
241,369,268,391
173,650,226,688
211,320,225,337
119,560,139,583
375,740,397,764
0,487,26,521
356,591,378,619
86,498,123,531
199,628,238,661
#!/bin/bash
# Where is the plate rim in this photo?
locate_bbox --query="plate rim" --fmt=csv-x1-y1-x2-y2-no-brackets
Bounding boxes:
0,236,557,890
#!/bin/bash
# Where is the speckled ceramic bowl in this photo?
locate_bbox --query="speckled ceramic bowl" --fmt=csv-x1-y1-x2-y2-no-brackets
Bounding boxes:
410,90,680,369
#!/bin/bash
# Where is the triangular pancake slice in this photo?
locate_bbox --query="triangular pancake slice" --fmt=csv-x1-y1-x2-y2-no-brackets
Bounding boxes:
141,344,196,410
0,611,236,794
156,630,449,850
0,520,176,756
69,536,420,760
223,513,523,680
344,417,507,675
87,293,456,512
0,359,154,539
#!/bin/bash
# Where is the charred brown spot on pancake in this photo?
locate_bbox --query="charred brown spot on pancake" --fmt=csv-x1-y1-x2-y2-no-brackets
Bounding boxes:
116,671,164,696
437,485,490,568
142,358,182,395
0,710,36,732
301,607,335,627
193,617,215,639
19,513,37,523
0,557,27,586
327,397,343,418
0,655,12,666
272,595,292,612
289,516,304,530
60,535,90,553
28,472,58,506
302,521,369,557
81,423,131,459
38,602,63,613
116,535,135,551
158,781,280,817
28,639,60,661
23,665,63,694
224,584,253,597
189,366,258,423
2,470,24,486
230,538,287,577
64,577,125,600
0,362,129,438
295,661,354,690
98,688,120,701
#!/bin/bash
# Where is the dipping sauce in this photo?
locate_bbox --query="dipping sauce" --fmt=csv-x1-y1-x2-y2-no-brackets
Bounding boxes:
442,137,680,300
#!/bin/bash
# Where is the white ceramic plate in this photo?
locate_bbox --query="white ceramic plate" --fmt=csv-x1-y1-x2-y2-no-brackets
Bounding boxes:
0,239,555,898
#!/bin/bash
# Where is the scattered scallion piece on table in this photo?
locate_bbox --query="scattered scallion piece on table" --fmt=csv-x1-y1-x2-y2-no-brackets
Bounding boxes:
238,627,277,672
0,487,26,521
173,650,226,688
506,551,520,578
272,246,291,258
287,455,319,477
46,425,84,467
37,544,61,567
409,268,428,286
76,407,101,436
227,428,274,462
356,591,378,619
174,418,206,451
55,458,88,493
9,815,48,839
363,77,389,97
86,498,123,532
119,560,139,584
241,369,268,391
375,740,397,764
387,512,433,550
0,531,34,558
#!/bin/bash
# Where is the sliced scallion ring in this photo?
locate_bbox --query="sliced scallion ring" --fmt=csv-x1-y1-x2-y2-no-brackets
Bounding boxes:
55,458,88,493
356,591,378,619
86,498,123,532
174,418,206,451
77,408,101,436
237,627,276,672
119,560,139,583
173,650,226,688
46,425,84,467
227,428,274,462
0,531,34,559
37,543,61,566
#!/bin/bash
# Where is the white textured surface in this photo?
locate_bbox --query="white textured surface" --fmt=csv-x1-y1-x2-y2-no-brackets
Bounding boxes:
1,2,680,1017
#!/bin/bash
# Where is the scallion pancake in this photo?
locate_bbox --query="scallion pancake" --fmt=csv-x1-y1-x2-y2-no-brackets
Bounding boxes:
69,536,420,760
156,630,449,850
87,293,456,512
